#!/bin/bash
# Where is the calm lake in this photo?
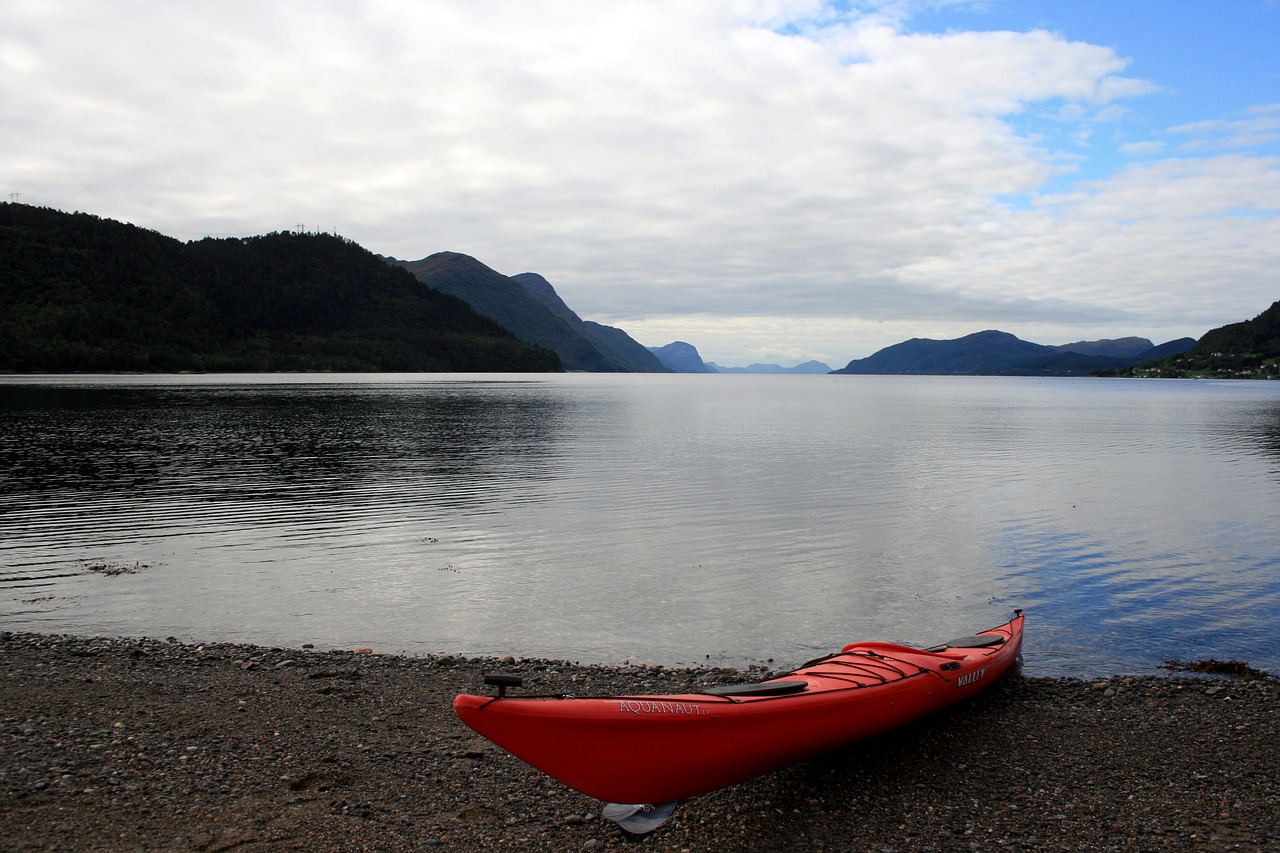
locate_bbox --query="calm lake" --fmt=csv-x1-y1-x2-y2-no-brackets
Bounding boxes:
2,373,1279,678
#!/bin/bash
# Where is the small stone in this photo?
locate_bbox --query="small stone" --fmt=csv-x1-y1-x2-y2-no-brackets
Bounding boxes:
564,814,585,825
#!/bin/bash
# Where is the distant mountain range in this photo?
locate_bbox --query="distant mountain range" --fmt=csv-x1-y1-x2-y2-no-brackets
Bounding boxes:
647,341,715,372
831,331,1196,376
709,360,834,374
645,343,832,374
5,202,1274,379
648,334,1202,377
388,252,664,372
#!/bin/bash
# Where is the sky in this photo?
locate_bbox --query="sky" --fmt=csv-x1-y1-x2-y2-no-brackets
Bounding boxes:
3,1,1278,367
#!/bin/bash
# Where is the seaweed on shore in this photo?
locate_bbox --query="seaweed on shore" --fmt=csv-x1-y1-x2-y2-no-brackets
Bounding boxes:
1160,657,1278,681
80,560,151,577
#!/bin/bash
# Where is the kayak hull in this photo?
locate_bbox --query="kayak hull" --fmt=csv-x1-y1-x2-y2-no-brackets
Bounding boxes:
454,611,1023,805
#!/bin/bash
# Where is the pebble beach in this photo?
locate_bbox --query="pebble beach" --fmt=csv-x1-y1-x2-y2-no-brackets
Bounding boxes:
3,631,1278,851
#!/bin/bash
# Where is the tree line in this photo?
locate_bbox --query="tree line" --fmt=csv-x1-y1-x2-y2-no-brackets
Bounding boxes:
0,204,560,373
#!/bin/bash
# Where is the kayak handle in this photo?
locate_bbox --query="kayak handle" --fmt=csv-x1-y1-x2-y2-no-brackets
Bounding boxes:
484,674,523,698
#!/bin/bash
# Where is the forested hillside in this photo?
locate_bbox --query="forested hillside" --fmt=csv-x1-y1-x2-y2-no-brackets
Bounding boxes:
1127,300,1280,378
0,204,560,372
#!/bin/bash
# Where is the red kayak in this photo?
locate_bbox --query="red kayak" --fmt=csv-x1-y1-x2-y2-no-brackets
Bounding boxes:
455,610,1023,829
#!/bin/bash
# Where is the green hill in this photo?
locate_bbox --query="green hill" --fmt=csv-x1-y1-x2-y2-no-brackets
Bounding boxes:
1130,300,1280,378
0,203,560,373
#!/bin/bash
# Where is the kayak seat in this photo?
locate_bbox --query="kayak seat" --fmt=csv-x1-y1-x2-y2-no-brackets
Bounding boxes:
702,679,808,697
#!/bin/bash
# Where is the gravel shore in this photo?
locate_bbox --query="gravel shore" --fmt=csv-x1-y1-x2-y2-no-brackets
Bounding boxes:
3,631,1278,852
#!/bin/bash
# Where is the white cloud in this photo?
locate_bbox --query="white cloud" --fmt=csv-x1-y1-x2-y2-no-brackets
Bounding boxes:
1170,103,1280,152
1120,140,1166,155
2,0,1275,365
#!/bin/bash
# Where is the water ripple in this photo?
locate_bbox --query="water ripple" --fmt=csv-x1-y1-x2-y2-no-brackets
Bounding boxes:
3,374,1280,676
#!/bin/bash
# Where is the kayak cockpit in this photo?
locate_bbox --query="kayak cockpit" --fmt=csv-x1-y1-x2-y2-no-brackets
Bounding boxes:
701,679,808,697
924,634,1007,653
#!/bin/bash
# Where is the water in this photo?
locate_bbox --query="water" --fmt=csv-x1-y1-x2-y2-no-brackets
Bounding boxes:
2,373,1279,678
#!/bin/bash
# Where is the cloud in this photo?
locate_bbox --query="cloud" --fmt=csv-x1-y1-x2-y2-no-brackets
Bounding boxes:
2,1,1275,364
1170,103,1280,152
903,153,1280,338
1120,140,1166,155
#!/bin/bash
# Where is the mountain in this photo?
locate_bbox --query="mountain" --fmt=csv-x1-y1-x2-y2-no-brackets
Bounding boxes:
832,330,1195,376
0,203,560,373
391,254,660,372
1131,301,1280,378
1050,337,1155,359
708,360,833,374
509,273,667,372
648,341,715,373
1142,338,1200,361
833,330,1049,375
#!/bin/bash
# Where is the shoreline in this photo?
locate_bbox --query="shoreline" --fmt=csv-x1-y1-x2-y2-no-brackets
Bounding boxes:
3,631,1279,851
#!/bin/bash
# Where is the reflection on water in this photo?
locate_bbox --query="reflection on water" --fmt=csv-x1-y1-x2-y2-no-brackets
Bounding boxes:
1,380,568,497
2,373,1279,677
